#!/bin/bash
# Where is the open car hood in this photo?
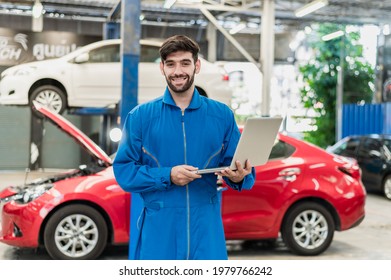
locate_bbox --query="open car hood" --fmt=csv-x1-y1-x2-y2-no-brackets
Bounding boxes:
32,101,112,166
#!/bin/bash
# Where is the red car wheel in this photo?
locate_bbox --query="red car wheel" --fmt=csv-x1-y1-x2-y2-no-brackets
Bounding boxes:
43,204,108,260
281,202,335,256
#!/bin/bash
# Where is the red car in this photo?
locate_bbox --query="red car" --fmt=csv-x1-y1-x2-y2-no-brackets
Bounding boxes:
0,103,366,259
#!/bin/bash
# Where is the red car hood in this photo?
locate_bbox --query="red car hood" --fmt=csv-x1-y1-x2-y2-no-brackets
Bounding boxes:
32,101,112,166
0,188,17,199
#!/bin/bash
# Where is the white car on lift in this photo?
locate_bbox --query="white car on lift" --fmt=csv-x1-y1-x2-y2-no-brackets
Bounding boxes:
0,39,232,115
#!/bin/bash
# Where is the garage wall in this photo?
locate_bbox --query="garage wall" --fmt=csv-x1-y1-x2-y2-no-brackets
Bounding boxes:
0,106,30,170
342,102,391,137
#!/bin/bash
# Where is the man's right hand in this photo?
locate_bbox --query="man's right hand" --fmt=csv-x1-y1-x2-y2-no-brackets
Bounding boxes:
170,165,202,186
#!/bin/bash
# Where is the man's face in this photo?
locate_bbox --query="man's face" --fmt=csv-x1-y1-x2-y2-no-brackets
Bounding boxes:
160,51,200,94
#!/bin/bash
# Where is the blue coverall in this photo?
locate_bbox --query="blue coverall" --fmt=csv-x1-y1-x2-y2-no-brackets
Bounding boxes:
113,88,255,260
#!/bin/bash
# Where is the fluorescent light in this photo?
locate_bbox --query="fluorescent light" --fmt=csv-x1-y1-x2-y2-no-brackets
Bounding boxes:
295,0,328,18
163,0,177,9
322,30,344,41
229,23,246,35
32,0,43,19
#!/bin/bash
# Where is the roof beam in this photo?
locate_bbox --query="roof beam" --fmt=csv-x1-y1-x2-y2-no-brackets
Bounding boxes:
199,6,257,65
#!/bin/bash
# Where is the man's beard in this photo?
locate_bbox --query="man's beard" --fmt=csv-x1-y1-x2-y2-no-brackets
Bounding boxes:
165,70,196,94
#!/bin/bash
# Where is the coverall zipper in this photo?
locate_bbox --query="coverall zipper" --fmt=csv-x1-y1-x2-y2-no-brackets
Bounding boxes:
181,109,191,260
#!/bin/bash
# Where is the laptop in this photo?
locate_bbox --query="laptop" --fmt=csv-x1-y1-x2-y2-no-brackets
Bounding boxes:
195,117,283,174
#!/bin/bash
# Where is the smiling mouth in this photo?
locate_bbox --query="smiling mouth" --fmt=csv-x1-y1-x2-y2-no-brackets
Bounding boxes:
171,76,187,82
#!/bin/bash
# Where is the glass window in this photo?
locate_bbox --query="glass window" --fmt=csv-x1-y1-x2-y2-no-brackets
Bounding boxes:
85,43,160,64
358,138,382,157
88,45,120,63
269,140,296,160
333,137,360,157
140,45,160,63
383,139,391,151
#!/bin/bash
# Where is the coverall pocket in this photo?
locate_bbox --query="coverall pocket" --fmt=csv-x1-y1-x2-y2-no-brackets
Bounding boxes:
142,146,161,167
202,144,224,169
144,201,163,216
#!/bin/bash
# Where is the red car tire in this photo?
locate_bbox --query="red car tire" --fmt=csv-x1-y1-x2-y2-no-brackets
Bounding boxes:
43,204,108,260
281,202,335,256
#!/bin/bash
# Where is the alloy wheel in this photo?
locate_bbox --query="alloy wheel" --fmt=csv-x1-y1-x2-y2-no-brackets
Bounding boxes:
291,210,329,250
34,90,64,113
54,213,99,258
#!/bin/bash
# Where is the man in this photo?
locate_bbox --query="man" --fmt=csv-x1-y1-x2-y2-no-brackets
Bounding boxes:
113,35,255,260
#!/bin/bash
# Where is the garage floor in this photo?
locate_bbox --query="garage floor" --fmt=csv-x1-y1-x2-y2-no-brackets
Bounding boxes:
1,170,391,260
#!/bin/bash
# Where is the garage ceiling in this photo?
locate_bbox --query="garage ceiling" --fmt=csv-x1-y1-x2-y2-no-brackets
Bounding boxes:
0,0,390,31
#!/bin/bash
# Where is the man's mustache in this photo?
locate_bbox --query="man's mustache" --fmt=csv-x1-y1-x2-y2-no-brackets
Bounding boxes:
170,74,188,79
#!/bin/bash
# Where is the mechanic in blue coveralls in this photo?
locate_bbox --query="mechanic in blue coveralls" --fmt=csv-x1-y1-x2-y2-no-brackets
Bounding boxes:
113,35,255,260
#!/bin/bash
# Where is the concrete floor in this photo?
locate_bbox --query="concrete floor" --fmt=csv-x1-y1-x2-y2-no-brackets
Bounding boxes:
1,170,391,260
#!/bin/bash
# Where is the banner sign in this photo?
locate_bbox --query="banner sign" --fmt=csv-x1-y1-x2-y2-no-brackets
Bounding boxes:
0,28,101,66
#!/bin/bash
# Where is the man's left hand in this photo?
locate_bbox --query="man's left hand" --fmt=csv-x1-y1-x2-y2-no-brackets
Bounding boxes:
217,160,252,183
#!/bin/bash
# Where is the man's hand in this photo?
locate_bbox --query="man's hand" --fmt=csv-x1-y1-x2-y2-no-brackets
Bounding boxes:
171,165,202,186
217,160,252,183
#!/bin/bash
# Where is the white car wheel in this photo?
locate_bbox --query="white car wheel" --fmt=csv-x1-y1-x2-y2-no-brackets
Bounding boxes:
30,85,66,116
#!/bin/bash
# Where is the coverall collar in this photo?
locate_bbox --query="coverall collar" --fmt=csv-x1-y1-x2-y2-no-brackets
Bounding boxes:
162,87,202,110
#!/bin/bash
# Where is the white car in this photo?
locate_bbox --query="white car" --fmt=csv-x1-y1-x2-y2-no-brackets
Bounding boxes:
0,39,232,114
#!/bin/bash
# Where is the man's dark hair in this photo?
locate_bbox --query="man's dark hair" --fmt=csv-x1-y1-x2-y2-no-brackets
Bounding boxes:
159,35,200,63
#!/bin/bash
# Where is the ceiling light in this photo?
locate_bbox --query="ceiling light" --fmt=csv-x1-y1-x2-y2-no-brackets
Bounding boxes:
322,30,344,41
163,0,177,9
109,128,122,142
229,22,246,35
32,0,43,19
295,0,328,18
